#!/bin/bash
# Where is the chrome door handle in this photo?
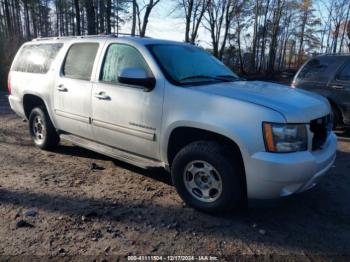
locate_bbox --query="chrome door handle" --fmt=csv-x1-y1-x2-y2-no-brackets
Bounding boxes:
57,85,68,92
94,92,110,100
331,85,344,90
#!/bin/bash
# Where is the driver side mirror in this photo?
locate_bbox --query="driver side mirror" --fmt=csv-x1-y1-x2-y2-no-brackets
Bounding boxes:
118,68,156,92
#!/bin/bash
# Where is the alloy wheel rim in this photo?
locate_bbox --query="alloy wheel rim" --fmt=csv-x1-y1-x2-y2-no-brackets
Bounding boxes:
32,115,46,144
183,160,222,203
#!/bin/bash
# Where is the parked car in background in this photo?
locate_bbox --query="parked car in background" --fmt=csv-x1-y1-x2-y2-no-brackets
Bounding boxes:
8,35,336,212
292,55,350,128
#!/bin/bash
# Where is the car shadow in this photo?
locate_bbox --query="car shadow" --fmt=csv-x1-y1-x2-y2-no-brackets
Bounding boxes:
56,144,173,186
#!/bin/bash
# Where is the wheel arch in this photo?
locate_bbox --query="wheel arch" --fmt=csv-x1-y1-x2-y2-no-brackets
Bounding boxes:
165,124,247,198
23,94,48,119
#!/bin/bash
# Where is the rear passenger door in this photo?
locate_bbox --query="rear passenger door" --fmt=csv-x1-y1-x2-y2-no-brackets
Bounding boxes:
329,60,350,122
54,42,100,140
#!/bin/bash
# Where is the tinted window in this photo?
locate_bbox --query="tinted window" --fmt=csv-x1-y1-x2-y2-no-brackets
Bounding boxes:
298,57,339,82
337,63,350,82
13,43,63,74
63,43,99,80
101,44,151,84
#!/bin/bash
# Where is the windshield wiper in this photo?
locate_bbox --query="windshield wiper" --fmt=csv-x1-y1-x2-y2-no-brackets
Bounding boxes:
180,75,231,82
215,75,240,81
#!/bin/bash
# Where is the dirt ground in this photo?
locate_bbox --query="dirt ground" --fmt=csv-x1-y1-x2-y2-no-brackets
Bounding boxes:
0,92,349,261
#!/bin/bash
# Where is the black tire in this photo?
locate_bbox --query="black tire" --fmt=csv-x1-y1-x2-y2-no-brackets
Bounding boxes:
29,106,60,150
171,141,244,213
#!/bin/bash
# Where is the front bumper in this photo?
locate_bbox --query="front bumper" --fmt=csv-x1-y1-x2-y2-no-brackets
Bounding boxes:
245,132,337,199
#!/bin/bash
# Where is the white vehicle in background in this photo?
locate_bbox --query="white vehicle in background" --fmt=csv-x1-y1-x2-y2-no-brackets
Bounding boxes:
8,35,336,212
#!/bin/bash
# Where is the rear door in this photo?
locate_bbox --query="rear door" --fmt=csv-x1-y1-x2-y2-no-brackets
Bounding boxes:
53,42,100,139
329,59,350,123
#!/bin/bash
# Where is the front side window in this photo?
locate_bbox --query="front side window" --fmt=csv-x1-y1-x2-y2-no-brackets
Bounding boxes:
298,57,339,82
63,43,99,80
337,62,350,82
13,43,63,74
148,44,239,86
101,44,152,84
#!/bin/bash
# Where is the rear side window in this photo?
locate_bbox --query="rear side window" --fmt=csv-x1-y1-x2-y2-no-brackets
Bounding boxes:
337,63,350,82
63,43,99,80
12,43,63,74
298,57,339,82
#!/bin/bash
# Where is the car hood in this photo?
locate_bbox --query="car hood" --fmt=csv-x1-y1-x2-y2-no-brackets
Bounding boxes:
193,81,330,123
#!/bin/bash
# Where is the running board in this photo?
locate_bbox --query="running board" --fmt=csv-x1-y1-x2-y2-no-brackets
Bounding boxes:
60,134,165,169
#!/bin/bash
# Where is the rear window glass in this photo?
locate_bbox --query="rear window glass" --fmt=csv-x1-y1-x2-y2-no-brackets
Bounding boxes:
63,43,99,80
12,43,63,74
298,57,339,82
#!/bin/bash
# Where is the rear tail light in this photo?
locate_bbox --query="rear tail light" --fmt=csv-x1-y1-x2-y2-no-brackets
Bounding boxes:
7,72,11,94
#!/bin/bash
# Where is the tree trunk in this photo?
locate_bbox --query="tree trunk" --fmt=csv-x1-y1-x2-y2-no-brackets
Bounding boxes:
131,0,137,35
140,0,160,37
99,0,105,33
106,0,111,34
55,0,59,36
297,2,308,67
258,0,270,72
140,2,153,37
218,0,232,60
236,19,244,74
10,0,17,34
333,23,340,54
4,0,12,35
339,3,350,53
250,0,260,72
74,0,81,35
267,0,283,74
84,0,96,35
190,0,207,44
185,0,194,42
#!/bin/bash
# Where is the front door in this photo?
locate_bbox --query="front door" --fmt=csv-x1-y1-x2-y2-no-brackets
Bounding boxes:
91,43,164,159
54,42,100,139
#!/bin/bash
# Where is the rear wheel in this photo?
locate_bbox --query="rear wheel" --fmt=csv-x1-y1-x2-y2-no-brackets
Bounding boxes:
29,107,59,150
171,141,244,213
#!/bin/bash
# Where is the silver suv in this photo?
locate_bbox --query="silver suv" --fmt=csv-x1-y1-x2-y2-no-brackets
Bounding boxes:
8,36,337,212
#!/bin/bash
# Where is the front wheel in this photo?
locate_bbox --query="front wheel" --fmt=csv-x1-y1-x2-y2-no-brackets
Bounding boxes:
29,107,60,150
171,141,244,213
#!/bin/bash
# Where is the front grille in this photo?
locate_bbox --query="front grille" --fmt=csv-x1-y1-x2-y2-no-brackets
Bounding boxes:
310,114,332,151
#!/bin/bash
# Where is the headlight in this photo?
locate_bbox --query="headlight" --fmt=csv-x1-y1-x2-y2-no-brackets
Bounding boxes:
263,123,308,152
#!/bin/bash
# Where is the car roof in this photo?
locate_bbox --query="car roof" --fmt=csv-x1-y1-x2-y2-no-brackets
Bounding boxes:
29,35,186,46
318,54,350,59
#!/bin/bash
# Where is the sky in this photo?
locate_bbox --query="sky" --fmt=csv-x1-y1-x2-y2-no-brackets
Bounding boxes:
122,0,331,50
122,0,213,47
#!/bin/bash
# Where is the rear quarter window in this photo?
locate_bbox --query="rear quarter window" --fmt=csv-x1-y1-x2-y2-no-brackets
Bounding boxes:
12,43,63,74
297,57,340,82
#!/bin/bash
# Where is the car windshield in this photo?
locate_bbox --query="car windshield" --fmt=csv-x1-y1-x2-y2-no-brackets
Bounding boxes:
148,44,240,86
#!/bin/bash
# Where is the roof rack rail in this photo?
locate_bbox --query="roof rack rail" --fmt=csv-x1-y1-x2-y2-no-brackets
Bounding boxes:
321,53,350,56
32,32,149,41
